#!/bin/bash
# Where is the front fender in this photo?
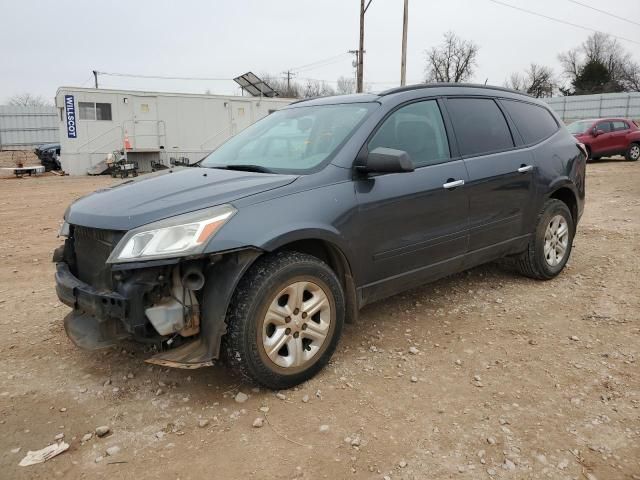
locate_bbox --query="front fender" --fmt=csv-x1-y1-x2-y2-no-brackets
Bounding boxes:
203,180,359,272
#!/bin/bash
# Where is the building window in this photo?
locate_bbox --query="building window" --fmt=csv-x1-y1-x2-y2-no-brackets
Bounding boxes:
78,102,112,121
96,103,112,120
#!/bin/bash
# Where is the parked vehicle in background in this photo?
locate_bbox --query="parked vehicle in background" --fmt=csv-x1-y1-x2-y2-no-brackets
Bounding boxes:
54,84,586,389
566,118,640,161
34,143,61,171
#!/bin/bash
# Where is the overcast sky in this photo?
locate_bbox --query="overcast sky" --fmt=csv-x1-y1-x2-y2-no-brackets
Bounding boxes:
1,0,639,102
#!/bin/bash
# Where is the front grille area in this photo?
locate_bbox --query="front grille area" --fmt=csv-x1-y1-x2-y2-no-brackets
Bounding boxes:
71,226,124,290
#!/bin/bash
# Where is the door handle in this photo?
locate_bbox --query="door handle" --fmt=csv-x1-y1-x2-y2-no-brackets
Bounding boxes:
517,165,533,173
443,179,465,189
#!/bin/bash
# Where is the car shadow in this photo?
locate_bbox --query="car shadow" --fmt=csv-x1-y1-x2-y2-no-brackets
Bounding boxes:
589,156,628,164
77,260,528,395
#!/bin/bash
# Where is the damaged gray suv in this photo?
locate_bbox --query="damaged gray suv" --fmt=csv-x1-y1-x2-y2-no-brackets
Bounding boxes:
55,84,586,389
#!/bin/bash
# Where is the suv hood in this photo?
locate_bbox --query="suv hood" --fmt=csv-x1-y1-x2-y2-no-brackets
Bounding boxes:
65,167,297,231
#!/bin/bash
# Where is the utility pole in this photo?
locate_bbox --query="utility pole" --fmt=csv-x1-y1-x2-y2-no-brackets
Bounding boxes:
92,70,99,89
282,70,296,95
348,49,359,90
357,0,373,93
400,0,408,86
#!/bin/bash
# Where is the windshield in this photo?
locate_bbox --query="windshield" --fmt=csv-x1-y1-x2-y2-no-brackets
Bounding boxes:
201,103,377,173
566,120,592,135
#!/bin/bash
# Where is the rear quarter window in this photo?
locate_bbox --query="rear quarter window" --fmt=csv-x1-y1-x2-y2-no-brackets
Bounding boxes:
501,99,559,145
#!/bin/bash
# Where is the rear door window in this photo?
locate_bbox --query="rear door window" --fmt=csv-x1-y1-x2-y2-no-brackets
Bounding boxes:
501,99,559,144
446,98,514,156
368,100,450,167
612,121,629,131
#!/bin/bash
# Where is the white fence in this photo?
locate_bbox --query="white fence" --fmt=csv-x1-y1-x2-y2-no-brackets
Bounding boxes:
0,105,59,150
545,93,640,124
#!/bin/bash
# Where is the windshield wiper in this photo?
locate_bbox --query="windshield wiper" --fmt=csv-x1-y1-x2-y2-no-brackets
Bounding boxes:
210,164,273,173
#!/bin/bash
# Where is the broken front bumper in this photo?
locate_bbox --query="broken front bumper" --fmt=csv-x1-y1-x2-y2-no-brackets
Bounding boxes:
55,262,130,350
55,262,127,320
54,250,261,368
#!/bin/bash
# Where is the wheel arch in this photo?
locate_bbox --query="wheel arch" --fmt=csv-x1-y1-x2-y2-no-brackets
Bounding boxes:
548,185,578,225
265,236,359,324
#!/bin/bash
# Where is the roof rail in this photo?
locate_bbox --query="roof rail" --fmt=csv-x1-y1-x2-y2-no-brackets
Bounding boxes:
287,96,321,106
379,83,533,98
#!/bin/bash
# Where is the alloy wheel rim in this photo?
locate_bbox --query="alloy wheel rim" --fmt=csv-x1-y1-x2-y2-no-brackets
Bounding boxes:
631,145,640,159
261,281,332,369
544,214,569,267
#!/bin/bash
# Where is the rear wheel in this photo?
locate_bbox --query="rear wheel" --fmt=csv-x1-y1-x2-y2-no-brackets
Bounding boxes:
626,143,640,161
223,251,344,389
516,199,575,280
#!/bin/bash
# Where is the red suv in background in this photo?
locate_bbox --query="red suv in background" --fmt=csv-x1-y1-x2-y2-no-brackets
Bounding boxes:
567,118,640,161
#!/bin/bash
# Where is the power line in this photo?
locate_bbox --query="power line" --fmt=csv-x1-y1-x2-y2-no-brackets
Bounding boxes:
486,0,640,45
568,0,640,28
97,71,233,81
295,56,350,73
290,53,350,73
94,70,421,90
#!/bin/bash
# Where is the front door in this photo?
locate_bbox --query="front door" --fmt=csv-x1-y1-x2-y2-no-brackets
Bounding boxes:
354,99,469,303
443,97,534,255
590,120,614,156
131,97,159,150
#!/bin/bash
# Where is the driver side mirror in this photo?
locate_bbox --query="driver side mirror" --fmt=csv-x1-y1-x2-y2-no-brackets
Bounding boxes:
592,128,604,137
358,147,415,175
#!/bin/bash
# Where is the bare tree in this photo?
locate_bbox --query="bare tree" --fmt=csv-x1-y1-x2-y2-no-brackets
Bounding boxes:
558,33,640,93
7,93,50,106
336,76,356,95
425,32,479,83
301,79,335,98
505,72,525,92
506,64,557,97
259,73,300,98
621,62,640,92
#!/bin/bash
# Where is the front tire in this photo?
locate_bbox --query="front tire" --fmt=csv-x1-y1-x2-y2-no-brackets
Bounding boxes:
626,143,640,161
516,199,575,280
223,251,345,389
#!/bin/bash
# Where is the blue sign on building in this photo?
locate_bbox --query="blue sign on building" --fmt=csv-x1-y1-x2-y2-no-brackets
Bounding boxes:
64,95,77,139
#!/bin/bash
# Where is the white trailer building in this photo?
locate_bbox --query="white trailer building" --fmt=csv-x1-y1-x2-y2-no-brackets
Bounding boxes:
54,87,293,175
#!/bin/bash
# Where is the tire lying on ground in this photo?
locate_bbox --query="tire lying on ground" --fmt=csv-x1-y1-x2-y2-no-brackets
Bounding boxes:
223,251,345,390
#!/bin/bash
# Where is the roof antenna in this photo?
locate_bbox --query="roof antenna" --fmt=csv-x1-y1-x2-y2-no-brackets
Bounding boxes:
484,78,488,85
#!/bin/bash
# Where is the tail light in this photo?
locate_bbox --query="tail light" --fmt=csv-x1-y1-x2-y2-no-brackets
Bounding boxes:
576,142,588,160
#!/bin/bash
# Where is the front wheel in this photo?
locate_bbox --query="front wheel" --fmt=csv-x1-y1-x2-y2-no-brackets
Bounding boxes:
626,143,640,161
516,199,575,280
223,251,345,389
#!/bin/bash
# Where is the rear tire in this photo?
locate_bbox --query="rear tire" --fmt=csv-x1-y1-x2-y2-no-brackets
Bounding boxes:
625,143,640,161
516,199,575,280
223,251,345,389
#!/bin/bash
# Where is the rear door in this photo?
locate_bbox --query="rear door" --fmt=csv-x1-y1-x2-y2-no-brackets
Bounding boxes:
354,99,469,301
443,97,534,257
611,120,631,153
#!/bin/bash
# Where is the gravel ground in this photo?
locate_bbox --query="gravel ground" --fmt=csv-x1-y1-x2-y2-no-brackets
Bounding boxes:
0,158,638,479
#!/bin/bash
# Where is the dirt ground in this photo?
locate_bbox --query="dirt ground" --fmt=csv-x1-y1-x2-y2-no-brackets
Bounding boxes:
0,159,638,480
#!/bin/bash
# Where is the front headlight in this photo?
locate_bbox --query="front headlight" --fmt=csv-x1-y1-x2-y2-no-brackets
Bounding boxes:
107,205,236,263
58,220,70,238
